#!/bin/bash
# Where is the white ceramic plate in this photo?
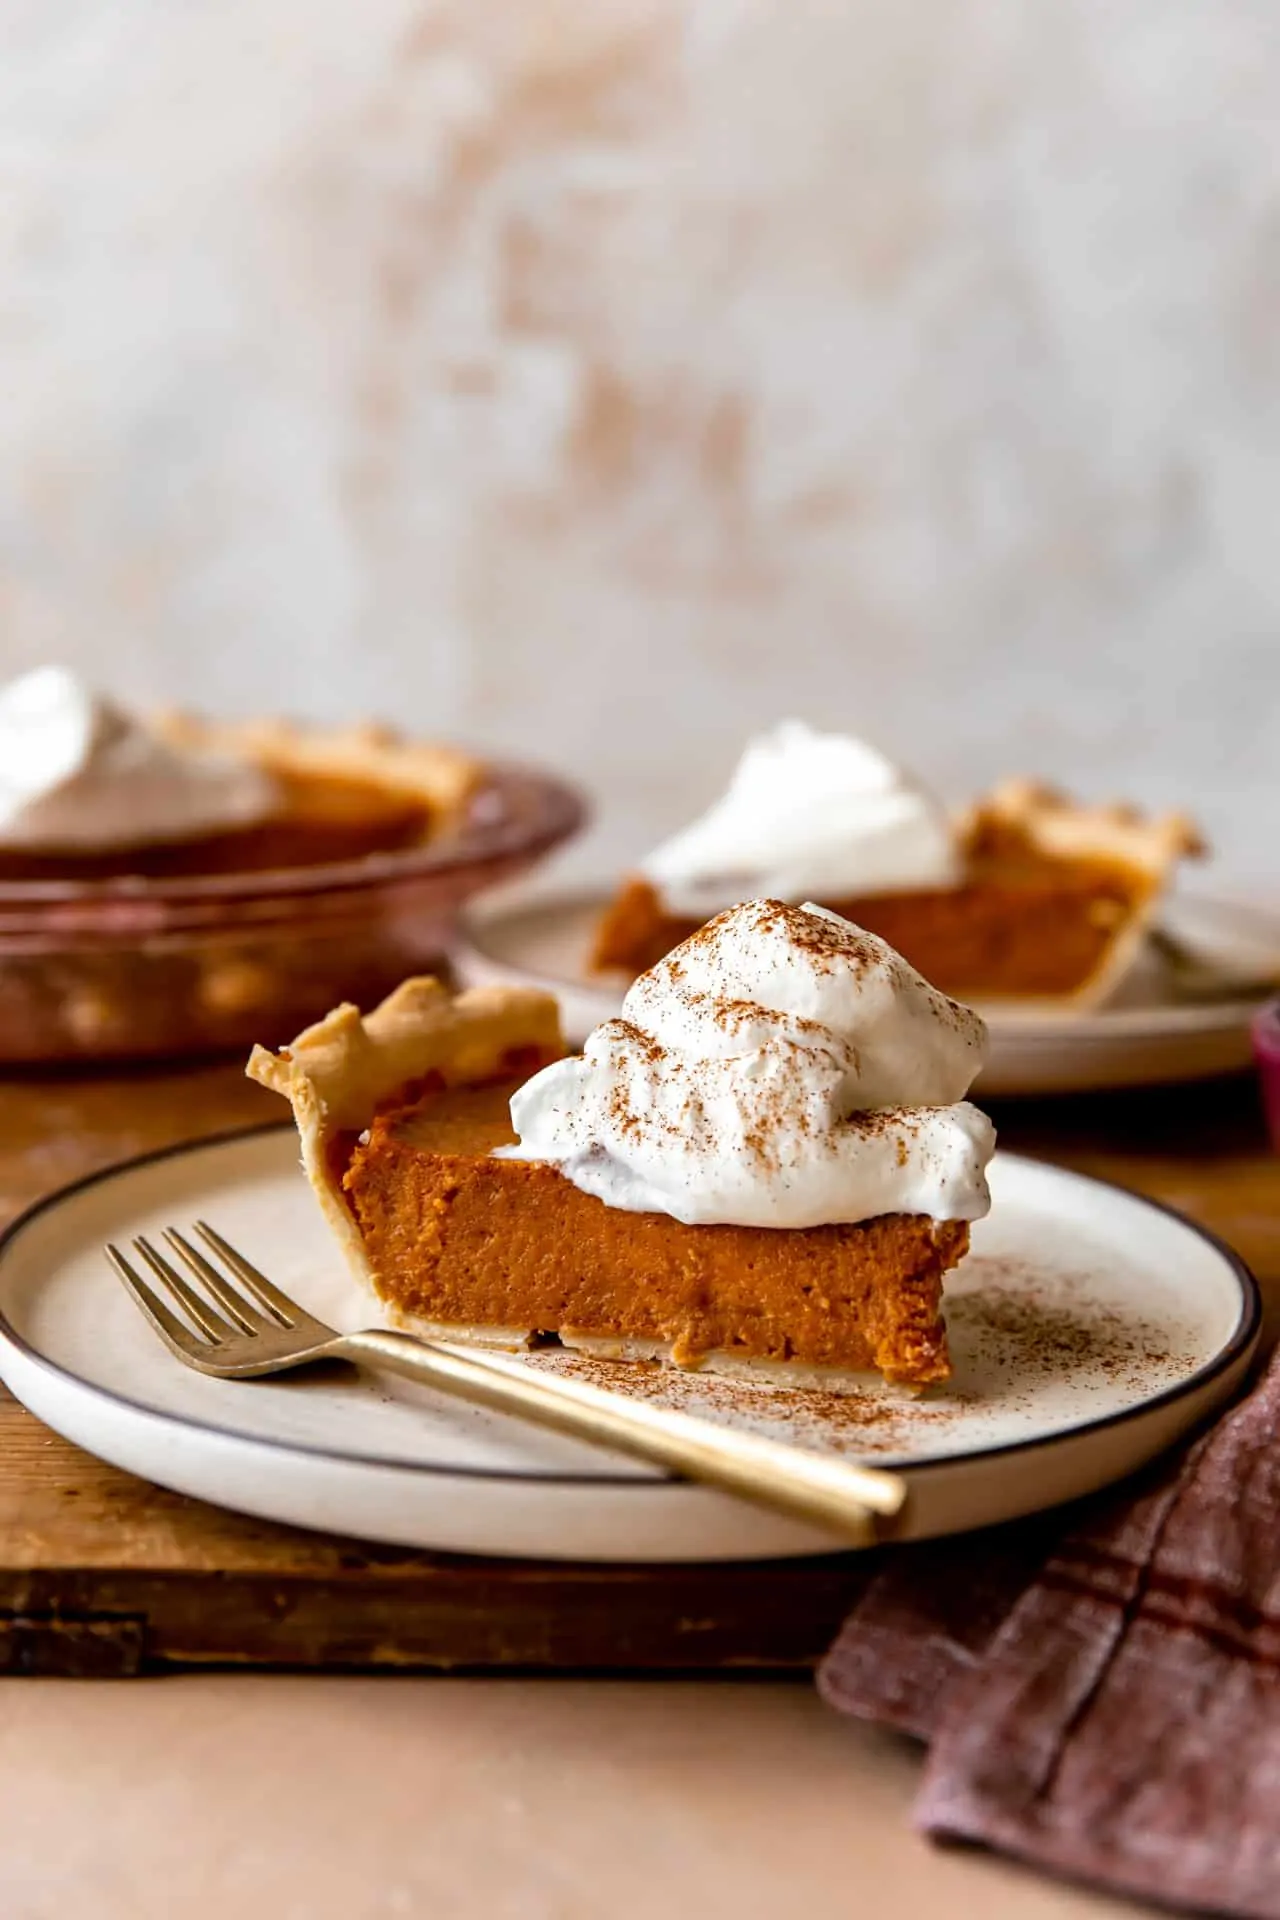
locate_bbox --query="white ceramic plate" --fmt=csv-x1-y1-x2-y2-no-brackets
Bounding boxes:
454,888,1280,1096
0,1129,1258,1563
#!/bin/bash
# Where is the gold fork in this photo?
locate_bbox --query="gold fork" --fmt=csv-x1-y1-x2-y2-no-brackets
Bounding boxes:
105,1221,907,1546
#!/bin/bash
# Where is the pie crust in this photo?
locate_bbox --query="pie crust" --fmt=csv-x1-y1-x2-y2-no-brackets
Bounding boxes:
154,712,482,820
953,778,1204,1005
248,977,564,1290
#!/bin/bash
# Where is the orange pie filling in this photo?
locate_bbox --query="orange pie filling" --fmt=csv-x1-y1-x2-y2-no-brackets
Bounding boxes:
336,1070,964,1386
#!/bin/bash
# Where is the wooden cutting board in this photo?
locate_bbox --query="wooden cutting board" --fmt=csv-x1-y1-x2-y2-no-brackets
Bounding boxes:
1,1061,1275,1675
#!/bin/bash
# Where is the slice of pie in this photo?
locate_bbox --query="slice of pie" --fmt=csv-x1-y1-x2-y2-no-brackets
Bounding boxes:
594,779,1202,1007
250,976,974,1387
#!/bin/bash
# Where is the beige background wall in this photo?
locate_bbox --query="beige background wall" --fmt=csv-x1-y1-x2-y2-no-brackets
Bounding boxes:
0,0,1277,874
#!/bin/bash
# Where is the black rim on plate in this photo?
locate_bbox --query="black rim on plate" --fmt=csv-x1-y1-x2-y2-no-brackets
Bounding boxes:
0,1123,1262,1491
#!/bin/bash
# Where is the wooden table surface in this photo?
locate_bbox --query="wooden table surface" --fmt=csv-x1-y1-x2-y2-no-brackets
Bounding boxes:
0,1059,1275,1919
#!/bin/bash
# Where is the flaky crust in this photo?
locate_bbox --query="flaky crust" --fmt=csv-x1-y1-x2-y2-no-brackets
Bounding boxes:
956,780,1204,1007
957,778,1204,877
247,978,563,1293
154,712,482,816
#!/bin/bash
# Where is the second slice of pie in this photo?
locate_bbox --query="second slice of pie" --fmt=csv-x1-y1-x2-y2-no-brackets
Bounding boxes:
591,723,1201,1006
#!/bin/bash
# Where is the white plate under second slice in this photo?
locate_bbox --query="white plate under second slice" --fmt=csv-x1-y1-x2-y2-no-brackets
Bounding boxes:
0,1129,1258,1563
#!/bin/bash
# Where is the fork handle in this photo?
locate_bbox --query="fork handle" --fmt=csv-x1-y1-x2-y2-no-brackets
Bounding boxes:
341,1329,907,1547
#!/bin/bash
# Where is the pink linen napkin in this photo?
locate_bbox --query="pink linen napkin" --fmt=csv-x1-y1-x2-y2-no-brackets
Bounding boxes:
819,1344,1280,1918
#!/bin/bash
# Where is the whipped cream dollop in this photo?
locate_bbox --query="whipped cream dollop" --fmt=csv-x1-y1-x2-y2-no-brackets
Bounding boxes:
0,666,280,850
642,720,960,914
502,899,996,1230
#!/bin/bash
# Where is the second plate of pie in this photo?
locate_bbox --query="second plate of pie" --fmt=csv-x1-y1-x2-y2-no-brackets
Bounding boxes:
456,720,1278,1096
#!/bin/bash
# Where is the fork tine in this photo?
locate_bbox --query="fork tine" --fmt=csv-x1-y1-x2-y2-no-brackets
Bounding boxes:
192,1220,298,1327
162,1228,262,1333
106,1244,206,1355
133,1235,236,1342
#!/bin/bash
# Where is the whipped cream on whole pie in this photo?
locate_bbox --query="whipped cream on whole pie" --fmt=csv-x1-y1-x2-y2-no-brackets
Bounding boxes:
503,898,996,1229
642,721,960,914
0,666,280,850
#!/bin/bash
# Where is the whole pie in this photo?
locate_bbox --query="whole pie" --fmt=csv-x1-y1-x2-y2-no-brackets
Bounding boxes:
594,779,1202,1006
0,710,481,882
250,976,978,1387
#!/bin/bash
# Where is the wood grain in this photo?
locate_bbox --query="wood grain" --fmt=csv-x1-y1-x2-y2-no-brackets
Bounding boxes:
0,1060,1274,1674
